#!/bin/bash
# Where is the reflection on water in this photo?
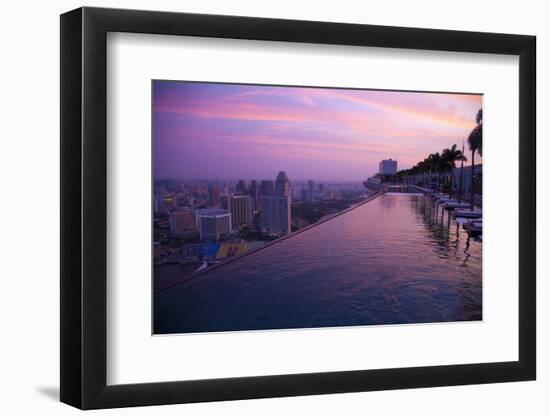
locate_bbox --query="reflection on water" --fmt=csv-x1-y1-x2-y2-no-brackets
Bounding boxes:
154,194,482,334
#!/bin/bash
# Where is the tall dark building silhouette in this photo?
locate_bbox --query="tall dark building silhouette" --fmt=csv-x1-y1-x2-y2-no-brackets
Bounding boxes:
261,171,291,236
209,184,221,207
250,180,260,211
260,180,275,197
237,180,247,195
307,180,315,202
275,171,290,198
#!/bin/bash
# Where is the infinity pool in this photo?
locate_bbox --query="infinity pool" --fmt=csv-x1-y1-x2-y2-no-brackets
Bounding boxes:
154,194,482,334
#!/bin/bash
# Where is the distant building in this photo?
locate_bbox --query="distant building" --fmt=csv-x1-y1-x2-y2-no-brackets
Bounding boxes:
261,171,291,235
307,180,315,202
275,171,291,198
164,194,175,209
249,180,260,211
291,184,302,200
260,180,275,197
174,192,196,208
156,185,167,195
154,195,163,212
379,159,398,176
221,196,229,210
261,197,291,235
364,176,382,192
237,180,247,195
169,210,197,238
154,194,176,212
229,194,253,228
209,184,221,207
197,208,232,241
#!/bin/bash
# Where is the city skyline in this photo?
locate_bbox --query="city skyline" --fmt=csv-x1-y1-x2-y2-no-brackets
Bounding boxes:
154,175,364,183
153,81,482,181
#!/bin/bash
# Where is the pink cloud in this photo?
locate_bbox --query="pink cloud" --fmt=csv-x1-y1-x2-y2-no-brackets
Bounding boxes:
153,82,482,180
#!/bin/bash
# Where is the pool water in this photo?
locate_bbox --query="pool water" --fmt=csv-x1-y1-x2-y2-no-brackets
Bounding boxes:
154,194,482,334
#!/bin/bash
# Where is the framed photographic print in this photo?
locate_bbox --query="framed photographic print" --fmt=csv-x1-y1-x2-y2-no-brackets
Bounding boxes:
60,7,536,409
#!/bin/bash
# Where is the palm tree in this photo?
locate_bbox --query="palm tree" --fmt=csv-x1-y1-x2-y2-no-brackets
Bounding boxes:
442,144,467,199
410,165,420,185
396,169,408,183
416,160,428,186
438,153,451,194
457,141,467,203
467,109,483,209
427,153,443,192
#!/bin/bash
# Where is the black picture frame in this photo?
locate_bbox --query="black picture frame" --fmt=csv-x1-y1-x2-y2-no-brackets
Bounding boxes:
60,6,536,410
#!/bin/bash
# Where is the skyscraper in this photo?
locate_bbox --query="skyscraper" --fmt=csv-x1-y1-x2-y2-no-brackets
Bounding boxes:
260,180,274,197
229,194,253,228
249,180,260,211
307,180,315,202
209,184,221,207
261,171,291,236
275,171,290,198
379,158,398,175
236,180,247,195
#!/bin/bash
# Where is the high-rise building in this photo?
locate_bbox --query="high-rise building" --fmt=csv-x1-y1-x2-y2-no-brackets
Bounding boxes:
260,180,274,197
275,171,290,198
197,208,232,241
291,184,302,200
261,197,291,235
307,180,315,202
229,194,253,228
249,180,260,211
261,171,291,236
209,184,221,207
169,209,197,238
237,180,247,195
379,158,398,175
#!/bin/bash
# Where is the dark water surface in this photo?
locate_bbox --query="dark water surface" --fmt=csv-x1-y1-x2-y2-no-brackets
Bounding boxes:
154,194,482,334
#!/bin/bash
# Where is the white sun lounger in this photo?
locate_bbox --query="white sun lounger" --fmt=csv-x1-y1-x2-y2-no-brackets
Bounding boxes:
455,209,482,218
443,202,471,210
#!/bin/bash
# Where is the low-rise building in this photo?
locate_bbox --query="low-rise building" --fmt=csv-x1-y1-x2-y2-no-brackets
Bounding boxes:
197,208,232,241
169,209,198,238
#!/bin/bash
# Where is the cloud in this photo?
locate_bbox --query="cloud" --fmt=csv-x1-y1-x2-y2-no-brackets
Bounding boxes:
153,81,482,180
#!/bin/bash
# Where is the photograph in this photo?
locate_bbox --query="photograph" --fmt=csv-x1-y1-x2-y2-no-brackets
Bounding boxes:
51,3,539,411
152,81,483,335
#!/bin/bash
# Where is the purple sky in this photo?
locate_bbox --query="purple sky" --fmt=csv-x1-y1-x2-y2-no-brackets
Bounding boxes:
153,81,482,182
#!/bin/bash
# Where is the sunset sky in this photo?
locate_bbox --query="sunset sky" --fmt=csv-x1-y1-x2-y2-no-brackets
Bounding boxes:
153,81,482,182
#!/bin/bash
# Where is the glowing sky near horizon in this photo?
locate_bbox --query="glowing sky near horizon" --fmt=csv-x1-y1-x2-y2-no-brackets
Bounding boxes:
153,81,482,182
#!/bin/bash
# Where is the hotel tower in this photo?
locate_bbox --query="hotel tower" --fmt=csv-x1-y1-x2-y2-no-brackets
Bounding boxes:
261,171,291,236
